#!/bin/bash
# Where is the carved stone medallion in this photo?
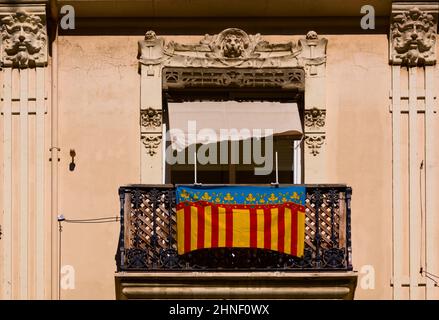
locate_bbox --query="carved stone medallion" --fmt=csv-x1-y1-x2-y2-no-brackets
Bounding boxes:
0,9,47,68
390,6,437,66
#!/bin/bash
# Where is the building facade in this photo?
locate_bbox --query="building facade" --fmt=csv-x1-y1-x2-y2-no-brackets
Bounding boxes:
0,0,438,300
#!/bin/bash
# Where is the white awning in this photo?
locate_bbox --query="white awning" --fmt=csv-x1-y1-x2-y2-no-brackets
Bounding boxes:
167,101,303,151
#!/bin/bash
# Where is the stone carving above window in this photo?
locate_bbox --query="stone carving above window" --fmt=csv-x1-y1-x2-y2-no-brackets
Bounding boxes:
0,9,47,68
140,108,162,129
305,108,326,130
390,6,437,66
163,67,304,90
141,134,162,156
305,134,325,156
209,28,257,59
138,28,313,69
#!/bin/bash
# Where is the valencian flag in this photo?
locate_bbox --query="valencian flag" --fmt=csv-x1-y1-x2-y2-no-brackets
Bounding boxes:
176,185,306,257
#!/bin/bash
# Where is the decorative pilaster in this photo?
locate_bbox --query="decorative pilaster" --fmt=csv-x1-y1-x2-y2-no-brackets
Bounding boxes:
138,31,164,183
0,4,48,300
389,1,438,300
299,31,328,183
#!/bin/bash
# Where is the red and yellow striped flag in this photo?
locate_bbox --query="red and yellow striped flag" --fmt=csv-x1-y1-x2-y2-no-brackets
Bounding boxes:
176,186,306,257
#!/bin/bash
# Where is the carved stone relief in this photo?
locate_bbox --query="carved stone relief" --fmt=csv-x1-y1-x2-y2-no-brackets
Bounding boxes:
141,135,162,156
0,9,47,68
138,28,328,166
305,135,325,156
140,108,162,129
305,108,326,130
163,67,304,90
298,31,328,76
138,28,310,69
390,6,437,66
300,31,328,160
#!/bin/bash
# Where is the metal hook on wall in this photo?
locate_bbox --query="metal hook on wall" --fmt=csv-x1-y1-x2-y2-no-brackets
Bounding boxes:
69,149,76,171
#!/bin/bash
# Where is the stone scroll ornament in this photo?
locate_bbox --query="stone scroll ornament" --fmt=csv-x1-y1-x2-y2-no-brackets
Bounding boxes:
142,135,162,156
140,108,162,129
390,7,437,67
305,135,325,157
138,28,303,68
304,108,326,130
0,10,48,68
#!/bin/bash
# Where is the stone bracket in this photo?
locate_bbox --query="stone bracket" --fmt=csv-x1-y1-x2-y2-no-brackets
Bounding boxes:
141,134,162,157
298,31,328,77
305,134,326,157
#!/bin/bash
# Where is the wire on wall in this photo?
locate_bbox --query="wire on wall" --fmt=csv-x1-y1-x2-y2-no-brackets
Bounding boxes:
57,214,120,299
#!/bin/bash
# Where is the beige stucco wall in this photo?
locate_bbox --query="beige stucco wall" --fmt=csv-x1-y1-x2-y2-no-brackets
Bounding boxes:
54,33,410,300
57,36,140,299
326,34,393,299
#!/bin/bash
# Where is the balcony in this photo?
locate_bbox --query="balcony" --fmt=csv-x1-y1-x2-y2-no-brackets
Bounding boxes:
115,184,357,299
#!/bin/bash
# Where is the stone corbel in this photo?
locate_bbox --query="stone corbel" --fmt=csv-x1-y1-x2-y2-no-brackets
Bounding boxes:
305,134,326,157
298,31,328,76
138,30,165,76
141,134,162,156
390,3,438,67
0,6,48,68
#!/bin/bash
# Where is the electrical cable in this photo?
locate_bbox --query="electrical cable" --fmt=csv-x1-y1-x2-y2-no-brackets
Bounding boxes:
57,215,120,300
62,216,120,223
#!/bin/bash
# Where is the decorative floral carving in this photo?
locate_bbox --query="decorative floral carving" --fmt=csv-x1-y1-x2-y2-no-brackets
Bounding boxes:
305,135,325,156
0,10,47,68
138,28,303,68
142,135,162,156
163,67,304,90
390,7,437,66
140,108,162,128
304,108,326,130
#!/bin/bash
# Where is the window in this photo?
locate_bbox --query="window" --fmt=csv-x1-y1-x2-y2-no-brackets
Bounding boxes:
164,100,303,184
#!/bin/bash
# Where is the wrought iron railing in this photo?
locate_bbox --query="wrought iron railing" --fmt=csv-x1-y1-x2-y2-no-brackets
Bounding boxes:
115,184,352,271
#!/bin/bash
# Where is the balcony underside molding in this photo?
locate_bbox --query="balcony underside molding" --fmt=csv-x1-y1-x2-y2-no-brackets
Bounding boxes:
115,271,358,300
